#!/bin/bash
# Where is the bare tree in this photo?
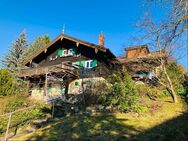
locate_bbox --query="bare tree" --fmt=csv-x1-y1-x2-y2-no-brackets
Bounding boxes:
136,0,188,103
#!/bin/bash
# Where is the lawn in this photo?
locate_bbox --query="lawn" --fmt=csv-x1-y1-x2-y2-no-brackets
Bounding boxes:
11,97,188,141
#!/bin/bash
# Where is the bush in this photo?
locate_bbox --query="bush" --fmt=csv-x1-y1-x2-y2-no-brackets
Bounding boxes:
99,68,140,112
0,69,15,96
84,79,112,105
166,62,187,96
136,84,162,99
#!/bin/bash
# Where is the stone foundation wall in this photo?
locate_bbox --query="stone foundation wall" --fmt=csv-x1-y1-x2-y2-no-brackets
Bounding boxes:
30,83,63,100
68,77,105,95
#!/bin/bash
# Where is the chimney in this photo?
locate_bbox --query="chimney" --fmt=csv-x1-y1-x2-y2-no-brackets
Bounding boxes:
98,33,104,47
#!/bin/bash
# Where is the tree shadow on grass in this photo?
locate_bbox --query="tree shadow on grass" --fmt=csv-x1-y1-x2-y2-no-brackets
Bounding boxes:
26,114,140,141
25,99,188,141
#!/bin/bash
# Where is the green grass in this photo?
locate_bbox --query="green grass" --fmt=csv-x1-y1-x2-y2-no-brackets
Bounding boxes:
11,97,188,141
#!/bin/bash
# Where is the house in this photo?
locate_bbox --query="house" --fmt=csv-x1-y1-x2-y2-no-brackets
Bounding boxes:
117,45,167,83
19,33,117,100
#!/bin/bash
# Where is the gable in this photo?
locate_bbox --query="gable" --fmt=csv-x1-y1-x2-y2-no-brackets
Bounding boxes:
25,34,116,68
125,45,150,59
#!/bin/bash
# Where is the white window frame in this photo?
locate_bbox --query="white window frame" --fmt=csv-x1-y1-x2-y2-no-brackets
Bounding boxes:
85,60,93,69
68,49,73,56
63,50,68,56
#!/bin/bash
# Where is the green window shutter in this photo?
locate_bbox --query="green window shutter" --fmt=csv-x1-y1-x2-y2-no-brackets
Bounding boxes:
75,81,79,86
92,60,97,68
79,61,85,68
58,49,62,56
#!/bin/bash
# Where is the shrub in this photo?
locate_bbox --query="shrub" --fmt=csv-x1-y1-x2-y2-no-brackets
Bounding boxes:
99,68,140,112
84,79,112,105
136,84,161,100
0,69,15,96
166,62,187,96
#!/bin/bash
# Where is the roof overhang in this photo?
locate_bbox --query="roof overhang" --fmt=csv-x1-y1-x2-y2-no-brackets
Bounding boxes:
24,34,116,65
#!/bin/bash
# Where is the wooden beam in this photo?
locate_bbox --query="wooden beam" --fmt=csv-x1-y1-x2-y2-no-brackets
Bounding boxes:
44,49,47,53
61,36,64,41
76,42,79,47
95,48,98,53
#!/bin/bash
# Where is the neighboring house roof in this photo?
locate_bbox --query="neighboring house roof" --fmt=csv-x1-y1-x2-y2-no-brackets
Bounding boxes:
118,46,167,73
125,45,150,53
24,33,116,65
118,51,166,63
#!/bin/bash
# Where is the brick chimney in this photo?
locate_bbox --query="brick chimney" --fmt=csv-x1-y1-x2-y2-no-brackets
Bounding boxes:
98,33,104,47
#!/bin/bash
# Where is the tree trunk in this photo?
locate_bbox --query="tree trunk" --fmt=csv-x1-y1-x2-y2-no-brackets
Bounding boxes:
166,86,178,103
163,64,178,103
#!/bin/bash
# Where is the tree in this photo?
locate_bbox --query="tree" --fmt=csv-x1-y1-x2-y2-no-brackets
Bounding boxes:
1,31,28,75
24,35,50,62
166,62,187,96
100,68,139,112
135,0,188,103
0,69,15,96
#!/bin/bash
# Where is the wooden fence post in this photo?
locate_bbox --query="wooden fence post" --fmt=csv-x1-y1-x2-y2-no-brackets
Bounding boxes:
4,113,12,141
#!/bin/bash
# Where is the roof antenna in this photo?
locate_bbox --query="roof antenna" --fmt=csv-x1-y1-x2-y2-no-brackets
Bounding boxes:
62,24,65,34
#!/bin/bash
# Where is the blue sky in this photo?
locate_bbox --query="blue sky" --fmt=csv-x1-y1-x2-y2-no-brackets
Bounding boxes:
0,0,187,70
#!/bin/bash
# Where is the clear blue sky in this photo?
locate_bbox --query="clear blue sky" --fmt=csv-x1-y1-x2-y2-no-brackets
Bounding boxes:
0,0,187,70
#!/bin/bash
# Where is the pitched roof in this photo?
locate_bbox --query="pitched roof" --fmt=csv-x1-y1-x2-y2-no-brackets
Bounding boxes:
24,33,116,65
125,45,150,53
118,51,166,64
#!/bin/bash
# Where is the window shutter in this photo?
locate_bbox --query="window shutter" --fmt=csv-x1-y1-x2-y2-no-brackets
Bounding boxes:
92,60,97,67
75,81,79,86
58,49,62,56
80,61,85,68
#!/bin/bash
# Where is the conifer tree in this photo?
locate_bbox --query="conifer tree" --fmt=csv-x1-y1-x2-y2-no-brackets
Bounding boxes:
1,31,28,74
25,35,50,61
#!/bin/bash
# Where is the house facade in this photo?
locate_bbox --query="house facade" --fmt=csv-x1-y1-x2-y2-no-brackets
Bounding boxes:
19,33,117,100
117,45,167,83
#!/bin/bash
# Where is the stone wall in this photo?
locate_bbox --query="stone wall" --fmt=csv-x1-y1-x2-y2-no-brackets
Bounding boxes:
68,77,105,95
30,83,63,100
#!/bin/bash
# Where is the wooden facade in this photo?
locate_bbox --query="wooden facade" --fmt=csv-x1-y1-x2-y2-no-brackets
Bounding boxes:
125,45,149,59
20,34,117,100
19,34,167,100
118,45,167,82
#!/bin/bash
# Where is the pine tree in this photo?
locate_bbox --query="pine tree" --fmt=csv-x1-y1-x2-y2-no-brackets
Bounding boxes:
1,31,28,74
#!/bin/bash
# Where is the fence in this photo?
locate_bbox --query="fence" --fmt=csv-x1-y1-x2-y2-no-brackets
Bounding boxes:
0,96,61,141
0,105,37,141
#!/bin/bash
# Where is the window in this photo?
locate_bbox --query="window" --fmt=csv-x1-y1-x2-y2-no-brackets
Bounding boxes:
75,81,79,86
68,49,73,55
63,50,68,56
85,60,93,69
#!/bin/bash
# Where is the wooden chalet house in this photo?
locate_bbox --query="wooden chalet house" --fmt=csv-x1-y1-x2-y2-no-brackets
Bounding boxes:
117,45,167,83
19,33,117,100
